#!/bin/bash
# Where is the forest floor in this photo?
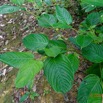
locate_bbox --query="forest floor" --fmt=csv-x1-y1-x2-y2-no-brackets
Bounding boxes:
0,0,89,103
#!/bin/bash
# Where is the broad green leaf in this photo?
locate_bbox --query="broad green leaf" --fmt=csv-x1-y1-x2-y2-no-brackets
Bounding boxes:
81,0,103,7
26,0,34,2
53,22,72,29
76,35,93,49
38,14,57,28
77,74,102,103
44,46,61,57
44,0,52,5
44,54,78,94
99,11,103,23
101,69,103,80
10,0,25,5
56,6,72,24
0,5,24,14
44,40,67,57
82,43,103,63
35,0,42,7
81,4,96,12
79,21,90,31
85,12,101,27
0,52,34,68
86,64,101,77
23,34,49,51
15,60,43,88
49,40,67,53
37,50,46,55
87,30,103,43
20,92,29,102
49,40,66,47
96,26,103,34
27,79,34,89
68,53,79,73
80,13,100,30
69,37,80,48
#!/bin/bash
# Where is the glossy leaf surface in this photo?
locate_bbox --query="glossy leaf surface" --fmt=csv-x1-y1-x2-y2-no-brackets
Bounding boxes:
23,34,49,51
15,60,43,88
77,74,102,103
0,52,34,68
38,14,57,27
56,6,72,25
44,54,79,93
82,43,103,63
76,35,93,49
0,5,24,14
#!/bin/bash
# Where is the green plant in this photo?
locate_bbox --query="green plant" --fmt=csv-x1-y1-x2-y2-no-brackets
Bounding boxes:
43,89,50,96
0,0,70,16
37,5,103,103
20,91,39,102
0,0,103,103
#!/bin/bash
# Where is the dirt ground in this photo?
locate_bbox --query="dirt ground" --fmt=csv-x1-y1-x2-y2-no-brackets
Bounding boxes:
0,0,88,103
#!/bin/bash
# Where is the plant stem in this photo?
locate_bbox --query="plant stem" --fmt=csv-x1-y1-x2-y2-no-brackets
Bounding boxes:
71,28,78,33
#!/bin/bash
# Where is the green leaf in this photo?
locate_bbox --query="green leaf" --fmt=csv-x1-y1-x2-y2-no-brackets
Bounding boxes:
81,0,103,7
44,54,77,94
44,0,52,5
81,4,96,12
56,6,72,25
80,13,101,30
38,14,57,28
0,52,34,68
27,79,34,89
82,43,103,63
87,30,103,43
99,11,103,23
44,40,67,57
20,92,29,102
37,50,46,55
35,0,42,7
26,0,34,2
0,5,24,14
49,40,67,53
76,35,93,49
95,26,103,34
68,53,79,73
53,22,72,29
15,60,43,88
10,0,25,5
69,37,80,48
44,46,61,57
23,34,49,51
77,74,102,103
86,64,101,77
101,69,103,80
30,92,39,97
85,12,101,27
